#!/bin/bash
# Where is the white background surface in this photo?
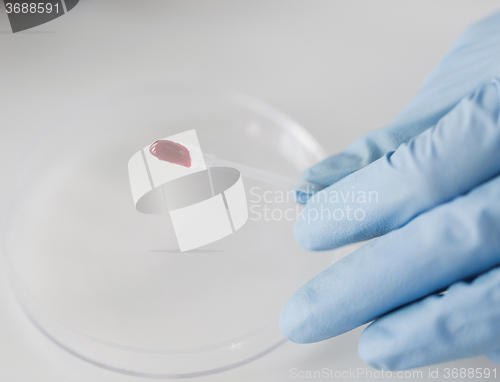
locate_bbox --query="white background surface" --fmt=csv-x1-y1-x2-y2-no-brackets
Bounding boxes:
1,1,500,381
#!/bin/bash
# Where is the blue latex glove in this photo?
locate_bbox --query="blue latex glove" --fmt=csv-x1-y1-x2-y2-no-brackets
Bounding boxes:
280,11,500,370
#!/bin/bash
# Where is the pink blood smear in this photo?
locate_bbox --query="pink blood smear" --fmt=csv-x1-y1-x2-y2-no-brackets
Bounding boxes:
149,140,192,168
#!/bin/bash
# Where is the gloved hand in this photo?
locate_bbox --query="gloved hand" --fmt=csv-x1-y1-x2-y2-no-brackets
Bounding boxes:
280,10,500,370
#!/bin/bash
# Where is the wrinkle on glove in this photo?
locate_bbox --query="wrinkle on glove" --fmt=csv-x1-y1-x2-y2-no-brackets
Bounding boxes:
359,266,500,370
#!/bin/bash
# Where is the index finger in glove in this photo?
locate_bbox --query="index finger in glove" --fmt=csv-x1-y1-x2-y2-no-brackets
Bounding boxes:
295,78,500,251
299,11,500,192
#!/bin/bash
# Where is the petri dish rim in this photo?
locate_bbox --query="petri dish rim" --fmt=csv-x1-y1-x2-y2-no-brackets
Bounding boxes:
1,82,327,378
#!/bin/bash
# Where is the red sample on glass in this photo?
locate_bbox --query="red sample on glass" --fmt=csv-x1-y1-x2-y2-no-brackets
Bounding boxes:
149,140,192,168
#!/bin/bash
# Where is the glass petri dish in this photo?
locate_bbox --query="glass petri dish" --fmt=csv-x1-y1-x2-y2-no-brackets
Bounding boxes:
2,83,334,378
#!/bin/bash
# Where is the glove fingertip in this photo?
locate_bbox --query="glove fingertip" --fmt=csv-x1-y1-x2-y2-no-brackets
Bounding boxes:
299,153,364,186
358,325,404,371
279,295,316,344
293,215,325,251
293,190,312,205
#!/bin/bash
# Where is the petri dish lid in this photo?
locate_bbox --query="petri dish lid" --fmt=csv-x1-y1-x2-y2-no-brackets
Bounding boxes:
2,83,334,378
